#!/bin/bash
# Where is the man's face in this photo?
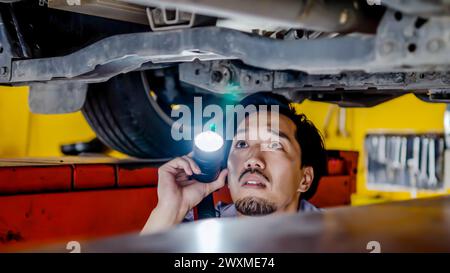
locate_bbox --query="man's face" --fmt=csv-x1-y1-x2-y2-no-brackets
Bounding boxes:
227,111,313,216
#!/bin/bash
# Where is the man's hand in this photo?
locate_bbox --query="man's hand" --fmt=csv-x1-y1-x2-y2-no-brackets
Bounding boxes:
141,153,228,234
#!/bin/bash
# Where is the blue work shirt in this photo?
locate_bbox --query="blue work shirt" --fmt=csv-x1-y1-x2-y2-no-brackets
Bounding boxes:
184,199,321,222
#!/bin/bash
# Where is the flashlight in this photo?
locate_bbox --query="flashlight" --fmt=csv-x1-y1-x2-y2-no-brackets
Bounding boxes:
192,131,225,182
191,130,225,219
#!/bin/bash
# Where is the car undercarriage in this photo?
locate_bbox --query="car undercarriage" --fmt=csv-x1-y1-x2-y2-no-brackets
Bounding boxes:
1,0,450,157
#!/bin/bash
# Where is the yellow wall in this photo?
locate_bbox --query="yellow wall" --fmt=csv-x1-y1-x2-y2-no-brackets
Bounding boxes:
0,86,95,157
0,86,448,204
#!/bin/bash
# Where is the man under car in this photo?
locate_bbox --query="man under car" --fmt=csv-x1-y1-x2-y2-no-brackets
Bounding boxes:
141,92,327,234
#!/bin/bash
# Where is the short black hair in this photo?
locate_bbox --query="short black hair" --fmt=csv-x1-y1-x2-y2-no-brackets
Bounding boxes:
225,92,328,200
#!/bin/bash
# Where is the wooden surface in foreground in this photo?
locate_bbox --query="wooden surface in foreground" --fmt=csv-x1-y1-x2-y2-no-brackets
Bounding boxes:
39,195,450,253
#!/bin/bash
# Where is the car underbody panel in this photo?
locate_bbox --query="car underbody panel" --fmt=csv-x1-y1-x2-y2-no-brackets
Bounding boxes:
2,0,450,112
3,10,450,81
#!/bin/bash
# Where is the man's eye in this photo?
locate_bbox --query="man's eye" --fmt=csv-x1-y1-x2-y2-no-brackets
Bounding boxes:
267,141,283,150
235,140,249,149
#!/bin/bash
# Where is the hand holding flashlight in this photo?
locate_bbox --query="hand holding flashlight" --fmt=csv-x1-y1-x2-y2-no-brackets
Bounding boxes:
141,153,228,234
191,130,225,182
191,130,226,219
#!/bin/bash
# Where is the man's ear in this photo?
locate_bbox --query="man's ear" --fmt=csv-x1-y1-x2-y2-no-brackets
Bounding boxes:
298,166,314,193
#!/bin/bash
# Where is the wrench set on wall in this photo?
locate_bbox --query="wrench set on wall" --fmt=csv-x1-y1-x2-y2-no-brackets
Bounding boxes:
365,133,445,190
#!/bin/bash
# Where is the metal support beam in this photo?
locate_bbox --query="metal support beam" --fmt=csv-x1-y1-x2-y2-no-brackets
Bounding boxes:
120,0,366,33
0,12,13,82
3,9,450,89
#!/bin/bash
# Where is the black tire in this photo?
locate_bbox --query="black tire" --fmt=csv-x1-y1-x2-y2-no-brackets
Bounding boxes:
82,71,191,158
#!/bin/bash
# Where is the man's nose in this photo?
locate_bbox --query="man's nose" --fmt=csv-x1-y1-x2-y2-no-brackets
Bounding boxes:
244,154,265,170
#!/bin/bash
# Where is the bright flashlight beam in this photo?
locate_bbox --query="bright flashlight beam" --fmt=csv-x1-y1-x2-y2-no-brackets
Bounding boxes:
194,131,224,152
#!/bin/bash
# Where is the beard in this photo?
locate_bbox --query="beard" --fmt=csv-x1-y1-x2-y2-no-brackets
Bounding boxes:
234,196,277,216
